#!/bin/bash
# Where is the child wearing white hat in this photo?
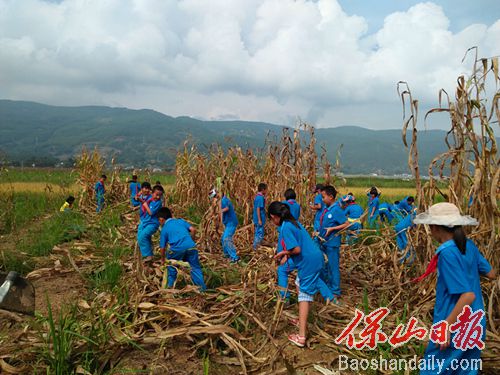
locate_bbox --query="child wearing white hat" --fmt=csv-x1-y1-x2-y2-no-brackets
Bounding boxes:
414,202,496,375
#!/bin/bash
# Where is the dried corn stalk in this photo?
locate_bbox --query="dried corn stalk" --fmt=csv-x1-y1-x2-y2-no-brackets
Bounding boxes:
75,147,128,212
399,49,499,333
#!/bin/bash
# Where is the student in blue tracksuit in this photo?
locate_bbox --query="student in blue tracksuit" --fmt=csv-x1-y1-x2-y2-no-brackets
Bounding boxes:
269,201,334,348
210,189,239,263
283,188,301,220
129,175,142,207
378,202,394,223
318,186,349,298
138,182,152,202
155,180,167,206
394,209,417,263
398,196,415,215
367,186,380,228
277,189,300,299
276,251,298,300
393,196,416,261
395,211,413,249
342,194,364,244
253,183,267,250
310,184,325,232
136,182,152,220
413,203,495,375
137,184,164,263
158,207,206,291
94,174,107,212
389,201,405,222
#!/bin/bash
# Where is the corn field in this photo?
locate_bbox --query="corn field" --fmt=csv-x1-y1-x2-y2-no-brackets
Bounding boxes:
173,124,335,252
1,53,499,374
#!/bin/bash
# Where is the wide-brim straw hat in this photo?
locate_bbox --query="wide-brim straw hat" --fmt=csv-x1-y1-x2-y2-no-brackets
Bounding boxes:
414,202,478,227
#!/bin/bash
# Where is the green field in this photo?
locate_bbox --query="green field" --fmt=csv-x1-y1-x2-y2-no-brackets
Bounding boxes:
1,167,175,185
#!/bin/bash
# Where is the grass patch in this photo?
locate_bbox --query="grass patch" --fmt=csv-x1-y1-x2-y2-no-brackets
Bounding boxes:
87,260,123,291
0,191,68,235
37,297,137,374
0,251,36,274
204,264,241,290
110,245,132,259
19,212,85,257
87,205,128,251
38,301,84,375
2,168,75,184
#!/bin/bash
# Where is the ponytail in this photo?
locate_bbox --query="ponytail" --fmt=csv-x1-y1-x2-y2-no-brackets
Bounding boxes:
452,226,467,254
267,201,299,228
441,225,467,254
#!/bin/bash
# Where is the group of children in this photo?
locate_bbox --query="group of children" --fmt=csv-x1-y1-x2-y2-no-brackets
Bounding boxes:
249,182,496,359
366,187,418,259
259,185,496,366
127,177,207,291
87,174,495,369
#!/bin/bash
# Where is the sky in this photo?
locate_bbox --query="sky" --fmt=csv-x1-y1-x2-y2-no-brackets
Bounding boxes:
0,0,499,130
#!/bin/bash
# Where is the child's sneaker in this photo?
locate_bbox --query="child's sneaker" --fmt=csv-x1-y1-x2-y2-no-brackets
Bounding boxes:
288,333,306,347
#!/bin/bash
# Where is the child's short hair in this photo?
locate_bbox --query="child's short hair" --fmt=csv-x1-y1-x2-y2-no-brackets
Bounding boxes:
323,185,337,198
132,175,138,180
394,200,400,205
153,184,164,193
101,174,107,179
369,187,379,196
284,188,296,200
407,196,415,203
66,196,75,204
258,183,267,192
157,207,172,220
315,183,324,192
141,182,152,190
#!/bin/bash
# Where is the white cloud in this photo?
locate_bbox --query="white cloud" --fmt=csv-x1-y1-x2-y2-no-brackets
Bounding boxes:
0,0,499,128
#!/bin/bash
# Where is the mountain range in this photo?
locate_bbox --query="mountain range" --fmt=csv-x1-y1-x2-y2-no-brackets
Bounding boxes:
0,99,454,175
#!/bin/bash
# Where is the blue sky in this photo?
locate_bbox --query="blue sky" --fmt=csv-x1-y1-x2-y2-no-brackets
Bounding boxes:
0,0,499,130
339,0,500,33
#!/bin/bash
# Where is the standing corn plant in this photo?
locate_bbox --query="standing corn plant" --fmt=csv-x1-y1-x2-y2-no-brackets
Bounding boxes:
75,147,128,213
172,123,325,252
399,49,499,338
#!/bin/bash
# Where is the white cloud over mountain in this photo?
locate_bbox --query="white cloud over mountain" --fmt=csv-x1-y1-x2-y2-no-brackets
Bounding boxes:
0,0,499,128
